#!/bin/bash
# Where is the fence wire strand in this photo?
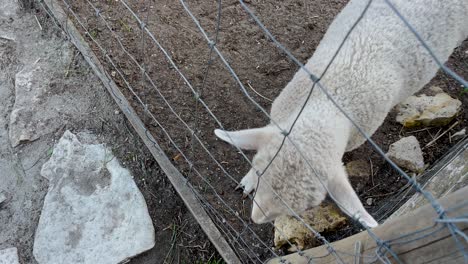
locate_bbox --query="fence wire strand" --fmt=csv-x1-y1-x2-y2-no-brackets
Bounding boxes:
57,2,318,262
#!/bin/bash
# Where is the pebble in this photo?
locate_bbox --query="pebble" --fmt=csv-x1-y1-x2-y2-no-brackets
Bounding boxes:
386,136,425,173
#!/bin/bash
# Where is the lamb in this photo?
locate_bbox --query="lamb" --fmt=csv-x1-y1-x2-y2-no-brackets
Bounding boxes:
215,0,468,228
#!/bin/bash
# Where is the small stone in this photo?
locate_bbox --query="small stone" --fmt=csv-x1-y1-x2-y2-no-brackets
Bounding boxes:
274,202,347,252
0,191,7,206
345,160,370,179
396,93,462,128
0,247,20,264
386,136,425,173
111,71,116,77
114,110,120,115
366,198,373,206
451,128,466,141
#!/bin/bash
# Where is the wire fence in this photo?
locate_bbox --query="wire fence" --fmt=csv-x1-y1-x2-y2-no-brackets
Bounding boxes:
34,0,467,263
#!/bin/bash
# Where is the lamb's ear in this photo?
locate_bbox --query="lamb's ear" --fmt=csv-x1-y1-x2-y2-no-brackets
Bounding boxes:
214,127,275,150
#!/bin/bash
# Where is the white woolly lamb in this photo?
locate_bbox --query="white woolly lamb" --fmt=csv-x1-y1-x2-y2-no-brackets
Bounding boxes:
215,0,468,228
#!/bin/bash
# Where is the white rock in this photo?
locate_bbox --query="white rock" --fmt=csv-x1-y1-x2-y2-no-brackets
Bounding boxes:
451,128,466,141
33,131,155,264
396,93,461,128
386,136,425,173
0,191,7,206
0,247,20,264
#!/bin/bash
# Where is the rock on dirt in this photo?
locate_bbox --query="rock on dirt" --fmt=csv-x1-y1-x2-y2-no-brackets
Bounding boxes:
386,136,425,173
396,93,462,128
8,49,78,147
0,191,7,207
451,128,466,141
274,202,347,252
0,247,20,264
345,159,371,179
33,131,155,264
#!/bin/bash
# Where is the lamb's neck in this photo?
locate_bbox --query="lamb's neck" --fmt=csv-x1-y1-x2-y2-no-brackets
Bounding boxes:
282,106,352,156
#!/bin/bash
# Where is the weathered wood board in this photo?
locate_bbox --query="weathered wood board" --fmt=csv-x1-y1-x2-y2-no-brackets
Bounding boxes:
267,185,468,264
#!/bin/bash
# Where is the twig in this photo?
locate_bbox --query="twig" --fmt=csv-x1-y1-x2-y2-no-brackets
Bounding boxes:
426,129,434,140
369,157,375,186
360,183,381,197
177,243,209,252
406,127,430,134
365,190,401,199
65,49,79,78
398,125,405,136
246,81,273,102
424,121,460,149
433,127,443,140
34,15,43,31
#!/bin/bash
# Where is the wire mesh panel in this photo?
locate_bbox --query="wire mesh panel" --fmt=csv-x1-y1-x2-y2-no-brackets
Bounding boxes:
37,0,467,263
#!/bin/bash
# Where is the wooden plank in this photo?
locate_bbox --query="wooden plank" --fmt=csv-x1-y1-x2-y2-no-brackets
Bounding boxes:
40,1,241,263
388,138,468,221
267,185,468,264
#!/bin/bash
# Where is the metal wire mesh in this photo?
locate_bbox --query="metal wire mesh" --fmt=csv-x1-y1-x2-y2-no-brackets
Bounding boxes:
35,0,468,263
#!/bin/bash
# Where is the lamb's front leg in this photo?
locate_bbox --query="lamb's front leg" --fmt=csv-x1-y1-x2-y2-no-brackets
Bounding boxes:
236,169,257,199
328,165,378,228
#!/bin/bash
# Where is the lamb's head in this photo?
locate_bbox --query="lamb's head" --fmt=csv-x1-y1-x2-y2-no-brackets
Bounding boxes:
215,126,327,224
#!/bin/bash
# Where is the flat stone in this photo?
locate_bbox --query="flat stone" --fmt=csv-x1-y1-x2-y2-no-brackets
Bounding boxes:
396,93,461,128
33,131,155,264
345,159,371,179
274,202,347,252
0,247,19,264
386,136,425,173
7,46,94,147
9,60,64,147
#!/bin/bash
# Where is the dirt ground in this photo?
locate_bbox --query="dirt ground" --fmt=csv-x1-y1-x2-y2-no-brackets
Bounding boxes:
46,0,468,262
0,3,219,264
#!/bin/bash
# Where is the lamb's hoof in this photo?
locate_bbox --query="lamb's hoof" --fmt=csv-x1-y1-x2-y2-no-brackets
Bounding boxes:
356,212,379,228
235,183,253,199
235,173,257,199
